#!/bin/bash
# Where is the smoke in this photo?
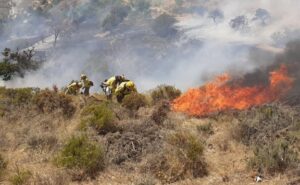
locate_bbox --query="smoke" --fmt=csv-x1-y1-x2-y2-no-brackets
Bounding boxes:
238,40,300,102
1,0,300,93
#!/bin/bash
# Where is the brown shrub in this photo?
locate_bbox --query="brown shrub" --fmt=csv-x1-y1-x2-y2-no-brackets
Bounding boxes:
0,154,7,178
145,131,207,183
33,90,76,118
151,101,170,124
0,87,34,107
248,139,299,175
232,104,298,146
231,104,300,175
106,121,162,165
150,85,181,104
122,93,148,111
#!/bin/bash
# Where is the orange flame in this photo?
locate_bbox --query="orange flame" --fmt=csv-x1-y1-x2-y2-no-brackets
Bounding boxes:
172,65,294,116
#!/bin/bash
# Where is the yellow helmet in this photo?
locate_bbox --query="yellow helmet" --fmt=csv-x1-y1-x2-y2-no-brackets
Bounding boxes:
126,81,135,88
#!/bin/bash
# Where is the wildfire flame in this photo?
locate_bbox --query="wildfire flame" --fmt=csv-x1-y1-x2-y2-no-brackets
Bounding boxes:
172,65,294,116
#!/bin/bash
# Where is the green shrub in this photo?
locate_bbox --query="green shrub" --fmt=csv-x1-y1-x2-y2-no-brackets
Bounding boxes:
55,136,104,177
81,104,117,134
9,169,31,185
248,139,299,174
150,85,181,104
122,93,148,111
33,90,76,118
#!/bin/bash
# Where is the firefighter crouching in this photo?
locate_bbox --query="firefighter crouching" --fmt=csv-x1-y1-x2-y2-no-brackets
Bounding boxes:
115,80,137,103
101,75,128,100
65,81,82,95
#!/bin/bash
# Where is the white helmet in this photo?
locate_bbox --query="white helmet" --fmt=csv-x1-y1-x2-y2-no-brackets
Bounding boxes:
80,74,87,80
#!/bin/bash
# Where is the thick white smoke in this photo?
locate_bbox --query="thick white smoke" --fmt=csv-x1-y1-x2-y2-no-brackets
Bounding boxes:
1,0,300,92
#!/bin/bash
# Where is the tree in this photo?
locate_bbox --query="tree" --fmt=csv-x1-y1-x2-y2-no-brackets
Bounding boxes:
0,48,40,81
230,15,249,31
253,8,271,25
209,9,224,23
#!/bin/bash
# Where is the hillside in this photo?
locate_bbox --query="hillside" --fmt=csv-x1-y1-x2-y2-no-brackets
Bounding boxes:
0,1,300,184
0,87,299,185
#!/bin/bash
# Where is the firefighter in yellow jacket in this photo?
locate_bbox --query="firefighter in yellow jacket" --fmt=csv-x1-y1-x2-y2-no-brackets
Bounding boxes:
80,74,93,96
115,80,137,102
65,81,82,95
101,75,127,99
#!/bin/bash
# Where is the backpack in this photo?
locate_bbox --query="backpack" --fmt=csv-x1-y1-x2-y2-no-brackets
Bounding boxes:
89,81,94,86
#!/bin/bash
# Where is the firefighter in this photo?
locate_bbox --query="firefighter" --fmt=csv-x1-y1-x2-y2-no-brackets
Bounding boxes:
101,75,128,99
80,74,93,96
115,80,137,103
65,81,82,95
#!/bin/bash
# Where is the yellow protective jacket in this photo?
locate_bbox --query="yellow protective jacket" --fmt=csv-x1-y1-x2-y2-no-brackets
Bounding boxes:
105,76,117,90
81,78,92,88
115,81,137,96
104,76,127,93
65,82,82,95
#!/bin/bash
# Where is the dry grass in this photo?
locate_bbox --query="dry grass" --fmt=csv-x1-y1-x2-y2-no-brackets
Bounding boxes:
9,168,32,185
0,154,7,180
28,170,68,185
0,90,297,185
27,134,58,151
197,122,214,135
